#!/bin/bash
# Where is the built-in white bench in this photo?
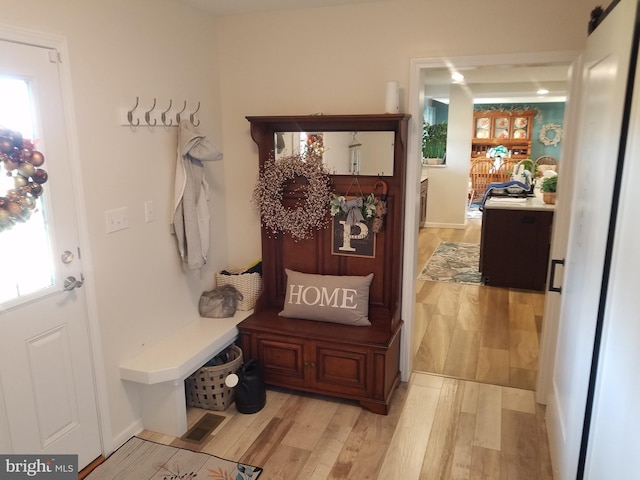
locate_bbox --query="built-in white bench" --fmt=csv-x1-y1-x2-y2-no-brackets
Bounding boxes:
119,310,252,437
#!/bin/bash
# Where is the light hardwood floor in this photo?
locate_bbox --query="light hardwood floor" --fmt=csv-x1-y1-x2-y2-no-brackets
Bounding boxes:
137,218,554,479
140,373,553,479
414,218,545,390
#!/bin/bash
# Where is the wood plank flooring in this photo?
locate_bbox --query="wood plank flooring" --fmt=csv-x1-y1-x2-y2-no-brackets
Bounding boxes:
140,373,553,479
135,218,554,479
413,219,545,390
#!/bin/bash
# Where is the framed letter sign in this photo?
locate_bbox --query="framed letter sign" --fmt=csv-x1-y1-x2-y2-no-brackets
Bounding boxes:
331,216,376,258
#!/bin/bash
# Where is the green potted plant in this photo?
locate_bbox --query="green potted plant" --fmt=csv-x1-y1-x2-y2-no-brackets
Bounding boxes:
422,122,447,164
541,173,557,204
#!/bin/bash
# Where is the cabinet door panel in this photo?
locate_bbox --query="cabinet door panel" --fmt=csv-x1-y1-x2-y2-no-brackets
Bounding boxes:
480,209,553,290
315,344,368,396
257,337,306,385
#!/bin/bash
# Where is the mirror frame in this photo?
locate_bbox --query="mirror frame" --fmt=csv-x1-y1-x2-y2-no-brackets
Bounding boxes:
246,114,410,180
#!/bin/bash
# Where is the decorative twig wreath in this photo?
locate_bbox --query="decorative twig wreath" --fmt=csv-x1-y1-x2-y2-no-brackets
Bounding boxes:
539,123,564,147
0,127,48,232
253,152,331,241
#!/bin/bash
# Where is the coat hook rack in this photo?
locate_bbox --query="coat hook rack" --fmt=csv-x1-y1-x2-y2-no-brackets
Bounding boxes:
121,98,202,128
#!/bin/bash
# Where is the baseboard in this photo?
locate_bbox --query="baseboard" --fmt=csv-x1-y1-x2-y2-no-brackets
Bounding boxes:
111,418,144,452
423,221,467,229
544,391,563,480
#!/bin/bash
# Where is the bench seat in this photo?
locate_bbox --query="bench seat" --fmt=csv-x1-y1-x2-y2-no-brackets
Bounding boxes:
119,310,252,436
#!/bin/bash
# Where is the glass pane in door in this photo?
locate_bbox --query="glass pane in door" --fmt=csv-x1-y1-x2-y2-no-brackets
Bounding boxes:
0,77,54,305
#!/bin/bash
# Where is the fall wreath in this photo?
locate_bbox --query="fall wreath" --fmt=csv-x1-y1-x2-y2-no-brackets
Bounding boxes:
253,152,331,241
0,127,48,232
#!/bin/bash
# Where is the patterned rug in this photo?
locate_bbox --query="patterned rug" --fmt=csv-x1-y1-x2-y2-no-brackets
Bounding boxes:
85,436,262,480
467,202,483,219
418,241,483,285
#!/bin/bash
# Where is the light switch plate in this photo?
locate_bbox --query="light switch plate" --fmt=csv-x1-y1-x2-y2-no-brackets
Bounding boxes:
106,207,129,233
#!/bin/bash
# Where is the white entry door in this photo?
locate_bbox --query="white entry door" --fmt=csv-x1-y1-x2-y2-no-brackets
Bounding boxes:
545,0,638,478
0,38,102,468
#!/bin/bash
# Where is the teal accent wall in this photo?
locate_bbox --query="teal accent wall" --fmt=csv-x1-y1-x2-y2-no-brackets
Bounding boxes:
434,100,449,124
474,102,565,162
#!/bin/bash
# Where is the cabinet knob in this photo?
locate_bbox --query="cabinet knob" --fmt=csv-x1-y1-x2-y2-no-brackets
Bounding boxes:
311,362,316,368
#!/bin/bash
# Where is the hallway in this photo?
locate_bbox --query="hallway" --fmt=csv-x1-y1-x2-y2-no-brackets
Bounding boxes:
413,218,545,390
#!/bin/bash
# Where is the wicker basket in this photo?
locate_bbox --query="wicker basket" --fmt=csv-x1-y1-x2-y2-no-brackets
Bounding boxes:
215,270,263,310
185,345,243,411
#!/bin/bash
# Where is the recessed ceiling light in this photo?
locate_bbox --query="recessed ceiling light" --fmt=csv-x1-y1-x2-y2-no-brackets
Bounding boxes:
451,72,465,83
537,88,550,95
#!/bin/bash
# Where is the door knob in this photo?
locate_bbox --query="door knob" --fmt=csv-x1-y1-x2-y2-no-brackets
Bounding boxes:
63,275,84,291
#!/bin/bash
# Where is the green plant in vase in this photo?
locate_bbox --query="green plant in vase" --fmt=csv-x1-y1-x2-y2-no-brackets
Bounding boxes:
422,122,447,163
541,173,558,204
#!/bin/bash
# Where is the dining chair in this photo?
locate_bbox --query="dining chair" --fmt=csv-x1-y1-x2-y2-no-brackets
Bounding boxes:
535,155,558,176
495,159,516,183
469,158,496,205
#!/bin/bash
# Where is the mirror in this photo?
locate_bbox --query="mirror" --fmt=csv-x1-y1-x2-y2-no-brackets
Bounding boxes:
274,131,394,176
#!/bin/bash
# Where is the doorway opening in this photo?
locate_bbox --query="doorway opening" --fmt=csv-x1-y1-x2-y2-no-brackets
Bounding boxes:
401,52,578,390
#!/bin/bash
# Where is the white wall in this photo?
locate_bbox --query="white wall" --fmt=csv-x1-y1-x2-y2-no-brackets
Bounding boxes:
215,0,601,265
425,83,474,227
2,0,225,448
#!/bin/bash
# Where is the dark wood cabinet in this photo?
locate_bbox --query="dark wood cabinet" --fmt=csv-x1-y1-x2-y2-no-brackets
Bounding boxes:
238,114,409,415
420,178,428,227
480,207,553,291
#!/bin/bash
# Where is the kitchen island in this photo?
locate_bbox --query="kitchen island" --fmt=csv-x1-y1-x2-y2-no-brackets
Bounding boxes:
480,189,555,291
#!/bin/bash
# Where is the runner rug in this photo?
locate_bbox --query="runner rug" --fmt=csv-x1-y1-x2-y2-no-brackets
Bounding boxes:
417,241,483,285
85,436,262,480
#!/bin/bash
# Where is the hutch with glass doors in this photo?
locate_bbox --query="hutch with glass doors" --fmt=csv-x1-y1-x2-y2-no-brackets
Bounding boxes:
471,109,536,160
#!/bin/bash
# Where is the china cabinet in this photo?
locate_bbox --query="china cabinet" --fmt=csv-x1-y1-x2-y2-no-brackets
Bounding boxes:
471,109,536,159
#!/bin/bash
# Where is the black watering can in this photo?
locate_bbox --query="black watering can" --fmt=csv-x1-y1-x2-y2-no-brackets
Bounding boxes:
225,358,266,414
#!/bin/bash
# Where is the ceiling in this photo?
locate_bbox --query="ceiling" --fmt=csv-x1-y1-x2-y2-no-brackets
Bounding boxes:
179,0,385,16
424,65,570,104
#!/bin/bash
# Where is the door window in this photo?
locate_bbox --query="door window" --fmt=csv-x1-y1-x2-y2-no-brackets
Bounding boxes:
0,77,54,305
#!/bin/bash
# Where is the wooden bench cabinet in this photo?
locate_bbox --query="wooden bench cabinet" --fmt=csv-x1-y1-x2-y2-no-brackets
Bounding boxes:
239,114,410,414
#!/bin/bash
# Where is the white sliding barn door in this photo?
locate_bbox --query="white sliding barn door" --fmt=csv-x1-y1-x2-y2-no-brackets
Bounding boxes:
583,10,640,478
545,0,639,479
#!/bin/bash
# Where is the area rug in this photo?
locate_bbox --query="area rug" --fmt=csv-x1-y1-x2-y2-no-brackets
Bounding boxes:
86,436,262,480
467,202,483,219
418,241,483,285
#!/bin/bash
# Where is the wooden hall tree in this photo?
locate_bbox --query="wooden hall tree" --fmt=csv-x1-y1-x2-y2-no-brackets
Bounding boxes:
238,114,410,414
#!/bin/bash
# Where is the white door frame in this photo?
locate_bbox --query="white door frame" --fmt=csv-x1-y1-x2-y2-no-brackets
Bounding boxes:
401,50,580,382
0,23,112,457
